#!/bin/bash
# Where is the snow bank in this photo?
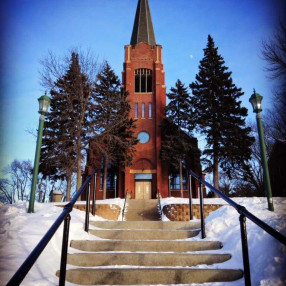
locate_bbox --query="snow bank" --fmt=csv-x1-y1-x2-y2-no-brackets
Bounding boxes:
161,197,286,285
0,199,124,286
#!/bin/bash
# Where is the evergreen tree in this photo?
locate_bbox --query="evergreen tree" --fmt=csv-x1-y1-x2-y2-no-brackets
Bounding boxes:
190,35,254,191
40,52,95,200
40,99,76,201
161,79,194,197
166,79,192,131
92,62,138,199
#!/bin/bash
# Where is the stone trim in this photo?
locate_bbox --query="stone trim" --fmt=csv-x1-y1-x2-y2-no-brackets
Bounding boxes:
130,169,157,174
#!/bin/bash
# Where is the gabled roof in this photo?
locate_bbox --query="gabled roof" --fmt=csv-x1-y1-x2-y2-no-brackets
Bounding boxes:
130,0,156,46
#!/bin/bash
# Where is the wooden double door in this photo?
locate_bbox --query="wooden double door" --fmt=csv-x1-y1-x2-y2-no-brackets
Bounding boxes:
135,181,152,199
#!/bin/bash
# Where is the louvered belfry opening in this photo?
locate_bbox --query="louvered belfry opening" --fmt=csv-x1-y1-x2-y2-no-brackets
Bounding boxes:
135,69,152,93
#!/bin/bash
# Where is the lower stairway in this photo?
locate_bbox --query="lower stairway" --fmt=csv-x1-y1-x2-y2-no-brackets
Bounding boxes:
57,220,244,285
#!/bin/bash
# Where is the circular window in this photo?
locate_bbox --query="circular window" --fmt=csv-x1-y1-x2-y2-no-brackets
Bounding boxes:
137,131,150,143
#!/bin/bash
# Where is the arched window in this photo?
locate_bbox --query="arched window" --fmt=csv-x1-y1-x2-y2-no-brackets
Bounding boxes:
135,69,152,93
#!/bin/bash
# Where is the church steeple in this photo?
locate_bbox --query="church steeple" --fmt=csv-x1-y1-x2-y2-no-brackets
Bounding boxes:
130,0,156,46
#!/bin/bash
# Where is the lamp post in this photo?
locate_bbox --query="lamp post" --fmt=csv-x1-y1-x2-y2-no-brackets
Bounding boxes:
249,89,274,211
28,93,51,213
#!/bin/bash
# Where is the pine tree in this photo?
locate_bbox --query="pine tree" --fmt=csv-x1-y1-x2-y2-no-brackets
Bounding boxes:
40,94,76,200
190,35,254,191
40,52,95,200
161,80,194,197
92,62,138,199
167,79,192,131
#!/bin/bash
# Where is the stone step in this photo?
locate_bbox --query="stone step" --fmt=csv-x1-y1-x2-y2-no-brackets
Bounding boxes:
126,199,159,207
124,199,161,221
57,268,244,285
90,220,201,230
67,252,231,267
123,212,161,221
70,239,223,252
89,229,200,240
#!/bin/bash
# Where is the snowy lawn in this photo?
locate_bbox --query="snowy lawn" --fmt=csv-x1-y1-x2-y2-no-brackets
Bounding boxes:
160,197,286,286
0,197,285,286
0,199,124,286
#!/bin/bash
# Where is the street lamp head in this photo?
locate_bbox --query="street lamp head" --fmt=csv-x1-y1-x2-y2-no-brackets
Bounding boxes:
38,92,51,115
249,89,263,113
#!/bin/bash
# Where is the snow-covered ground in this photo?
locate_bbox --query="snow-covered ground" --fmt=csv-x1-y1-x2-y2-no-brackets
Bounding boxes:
161,197,286,286
0,197,285,286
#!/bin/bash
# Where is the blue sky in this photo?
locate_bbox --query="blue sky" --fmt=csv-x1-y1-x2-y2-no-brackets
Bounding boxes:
0,0,285,169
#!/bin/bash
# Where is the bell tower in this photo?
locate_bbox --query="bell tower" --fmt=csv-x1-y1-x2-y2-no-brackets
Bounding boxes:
121,0,168,199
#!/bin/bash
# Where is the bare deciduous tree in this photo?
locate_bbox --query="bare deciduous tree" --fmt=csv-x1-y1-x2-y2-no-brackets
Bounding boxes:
0,160,32,203
219,122,274,197
262,22,286,139
8,160,32,201
0,178,13,204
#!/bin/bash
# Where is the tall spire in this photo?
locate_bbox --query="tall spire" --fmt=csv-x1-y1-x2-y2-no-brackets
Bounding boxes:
130,0,156,46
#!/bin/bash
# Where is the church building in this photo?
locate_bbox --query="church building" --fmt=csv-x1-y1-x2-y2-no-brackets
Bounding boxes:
85,0,201,199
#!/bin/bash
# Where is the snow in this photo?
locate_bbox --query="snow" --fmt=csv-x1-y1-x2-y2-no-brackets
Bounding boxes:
0,197,285,286
50,190,63,195
161,197,286,286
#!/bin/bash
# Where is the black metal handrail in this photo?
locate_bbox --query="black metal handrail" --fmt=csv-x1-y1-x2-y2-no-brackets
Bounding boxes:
188,175,193,220
157,189,162,219
7,168,97,286
188,169,286,286
121,190,128,221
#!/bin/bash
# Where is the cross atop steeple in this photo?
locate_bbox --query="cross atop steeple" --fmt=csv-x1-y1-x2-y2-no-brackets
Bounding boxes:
130,0,156,46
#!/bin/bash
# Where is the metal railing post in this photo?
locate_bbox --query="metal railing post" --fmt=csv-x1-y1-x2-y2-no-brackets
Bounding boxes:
114,174,117,198
188,174,193,220
168,175,171,197
239,213,251,286
199,181,206,238
157,190,162,219
85,182,91,232
122,191,128,221
59,214,71,286
92,173,96,216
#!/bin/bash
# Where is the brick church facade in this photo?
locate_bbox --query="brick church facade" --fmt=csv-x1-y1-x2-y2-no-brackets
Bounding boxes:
85,0,201,199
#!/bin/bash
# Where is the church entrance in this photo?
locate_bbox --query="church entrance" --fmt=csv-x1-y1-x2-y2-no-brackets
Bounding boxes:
135,181,152,199
134,174,152,199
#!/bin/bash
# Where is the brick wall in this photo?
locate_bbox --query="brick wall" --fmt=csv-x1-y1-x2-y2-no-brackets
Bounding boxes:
162,204,223,221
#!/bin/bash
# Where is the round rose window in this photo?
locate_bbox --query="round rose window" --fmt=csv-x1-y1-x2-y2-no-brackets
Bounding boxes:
137,131,150,143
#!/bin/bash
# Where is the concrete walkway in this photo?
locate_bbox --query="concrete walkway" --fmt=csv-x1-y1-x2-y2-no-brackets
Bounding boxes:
124,199,161,221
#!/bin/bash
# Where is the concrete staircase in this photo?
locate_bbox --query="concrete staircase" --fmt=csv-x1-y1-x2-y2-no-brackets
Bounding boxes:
123,199,161,221
57,220,244,285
